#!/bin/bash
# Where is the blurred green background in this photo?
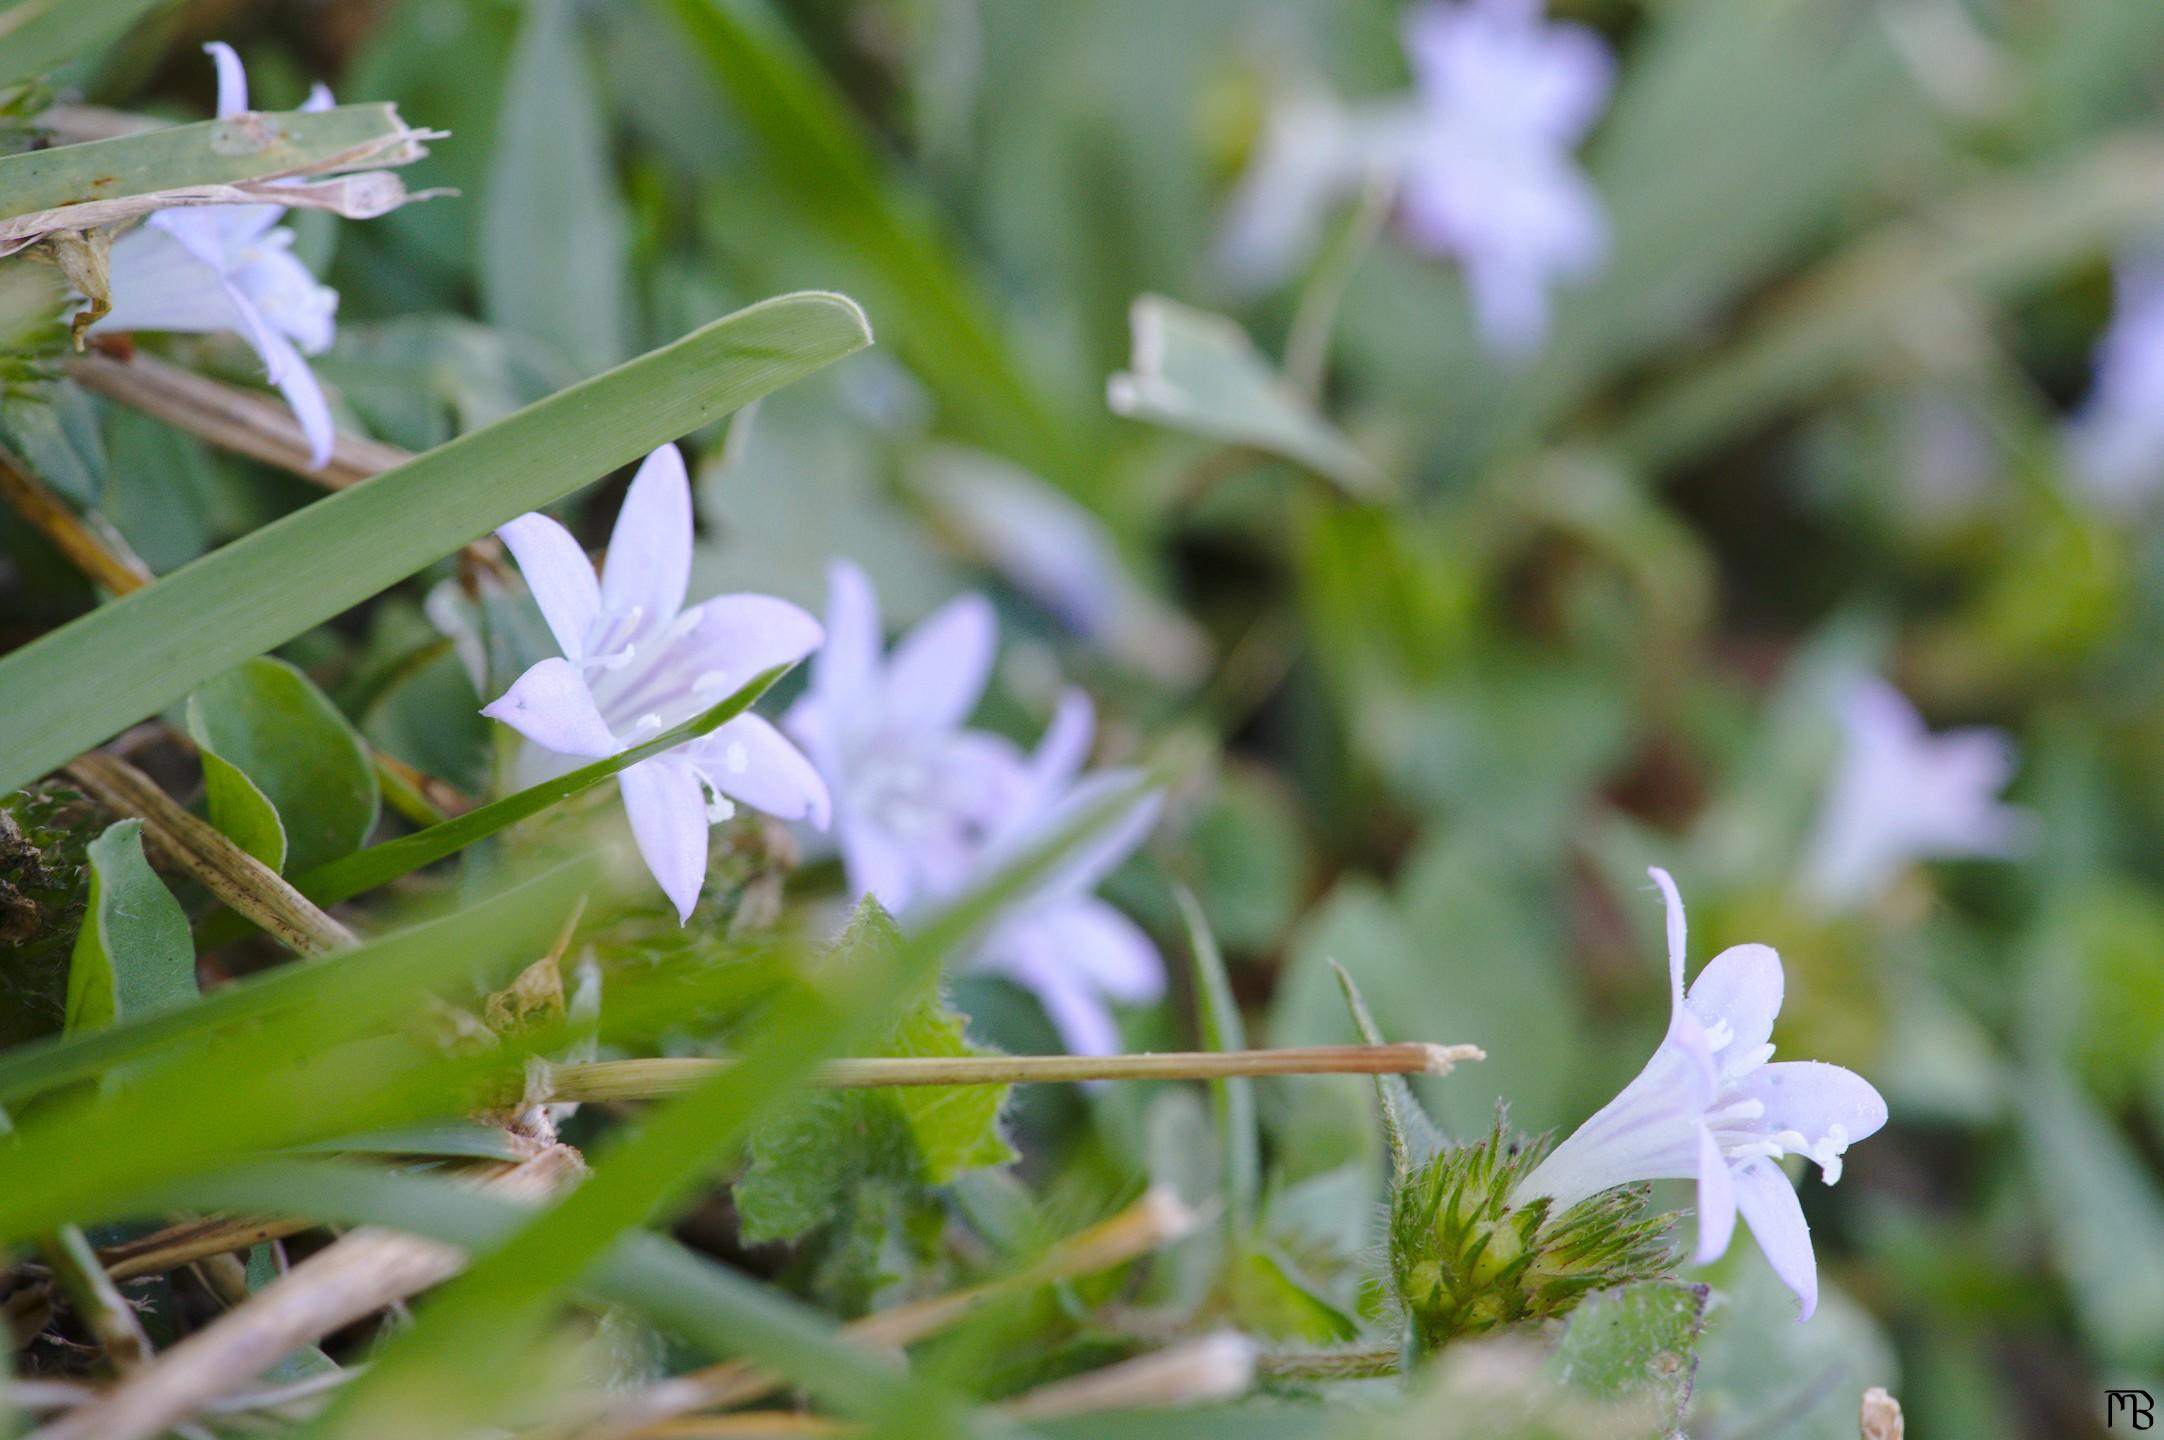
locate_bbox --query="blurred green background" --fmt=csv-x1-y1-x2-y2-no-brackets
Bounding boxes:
11,1,2164,1435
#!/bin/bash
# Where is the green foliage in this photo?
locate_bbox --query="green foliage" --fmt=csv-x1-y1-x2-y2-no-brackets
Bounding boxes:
1546,1281,1709,1434
0,291,870,793
62,819,193,1035
185,656,380,874
1387,1124,1675,1356
480,0,629,376
737,900,1016,1308
0,0,169,85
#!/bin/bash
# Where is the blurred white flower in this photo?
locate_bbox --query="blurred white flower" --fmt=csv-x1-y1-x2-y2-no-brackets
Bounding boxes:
787,562,1165,1055
1515,868,1888,1321
482,444,830,923
90,43,343,468
962,691,1165,1057
1394,0,1613,359
784,559,1029,913
1215,0,1612,360
2067,258,2164,511
1801,676,2031,910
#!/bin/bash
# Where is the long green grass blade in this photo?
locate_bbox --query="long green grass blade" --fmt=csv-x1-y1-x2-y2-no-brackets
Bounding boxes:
0,105,422,221
0,291,870,793
1174,886,1257,1241
289,662,793,908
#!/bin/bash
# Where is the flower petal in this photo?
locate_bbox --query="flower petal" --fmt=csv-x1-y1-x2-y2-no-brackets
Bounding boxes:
94,224,244,337
618,758,710,924
497,513,601,663
1684,942,1784,1068
1017,771,1161,903
1732,1157,1819,1321
481,657,619,758
599,444,694,638
1647,866,1687,1012
1512,1008,1718,1213
1694,1124,1737,1264
882,591,996,733
692,714,832,828
1727,1061,1890,1156
814,558,882,708
205,41,249,117
982,918,1122,1057
675,593,825,686
1038,896,1164,1003
259,326,335,470
839,814,917,914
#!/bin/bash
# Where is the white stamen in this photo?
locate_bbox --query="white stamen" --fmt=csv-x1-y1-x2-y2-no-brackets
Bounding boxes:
692,669,731,695
723,742,750,775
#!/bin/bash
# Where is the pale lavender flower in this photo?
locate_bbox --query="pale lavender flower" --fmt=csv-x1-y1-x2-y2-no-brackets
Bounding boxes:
2066,258,2164,511
1215,0,1610,360
784,562,1164,1055
1393,0,1613,359
90,43,342,468
783,559,1029,913
483,444,830,922
1801,676,2031,911
963,691,1165,1057
1515,868,1887,1321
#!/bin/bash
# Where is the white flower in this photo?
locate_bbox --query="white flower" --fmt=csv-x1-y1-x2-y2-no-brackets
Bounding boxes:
1801,676,2031,911
783,559,1029,913
785,562,1165,1056
1514,868,1889,1320
482,444,831,922
1214,0,1612,360
89,43,342,468
1393,0,1613,358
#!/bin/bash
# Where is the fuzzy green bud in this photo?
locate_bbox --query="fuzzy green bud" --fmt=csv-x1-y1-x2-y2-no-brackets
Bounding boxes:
1387,1122,1677,1356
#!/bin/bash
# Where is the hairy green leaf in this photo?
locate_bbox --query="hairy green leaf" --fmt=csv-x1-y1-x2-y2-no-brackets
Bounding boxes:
1547,1281,1709,1434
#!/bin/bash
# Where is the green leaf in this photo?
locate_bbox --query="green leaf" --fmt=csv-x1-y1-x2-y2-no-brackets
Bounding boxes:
0,290,872,794
736,900,1016,1257
480,0,629,375
1108,295,1383,496
1547,1281,1709,1434
0,0,171,85
0,104,425,224
1690,1246,1896,1440
243,1243,341,1382
63,820,194,1036
185,657,380,875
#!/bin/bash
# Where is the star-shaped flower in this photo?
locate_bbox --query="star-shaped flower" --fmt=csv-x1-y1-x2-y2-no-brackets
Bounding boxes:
1393,0,1613,359
1215,0,1612,360
783,559,1028,913
90,43,343,468
784,562,1164,1055
1800,676,2032,911
1514,868,1888,1320
482,444,830,922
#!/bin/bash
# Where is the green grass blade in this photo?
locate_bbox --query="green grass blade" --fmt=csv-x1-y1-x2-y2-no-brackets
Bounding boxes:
289,662,793,909
0,104,424,221
1173,886,1257,1241
0,0,170,85
0,291,871,794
